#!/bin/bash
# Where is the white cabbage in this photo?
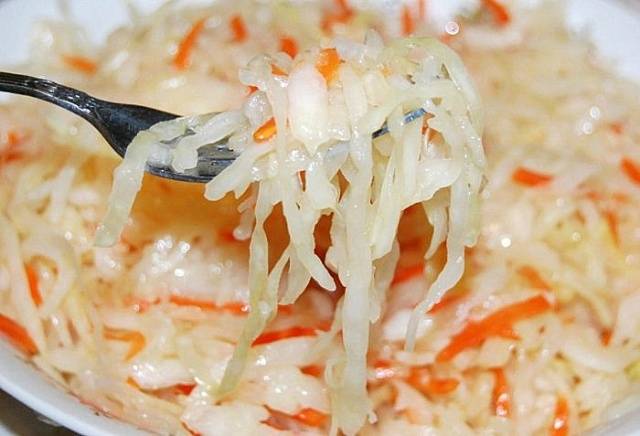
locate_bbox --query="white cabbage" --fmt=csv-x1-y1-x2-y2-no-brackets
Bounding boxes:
95,33,484,435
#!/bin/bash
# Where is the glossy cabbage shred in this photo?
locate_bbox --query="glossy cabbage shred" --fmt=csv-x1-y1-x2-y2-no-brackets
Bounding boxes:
97,34,485,433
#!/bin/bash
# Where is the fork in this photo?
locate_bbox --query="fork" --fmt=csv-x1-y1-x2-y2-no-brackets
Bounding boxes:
0,71,426,183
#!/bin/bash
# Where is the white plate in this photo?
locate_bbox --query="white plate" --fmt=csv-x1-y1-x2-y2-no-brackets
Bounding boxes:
0,1,639,435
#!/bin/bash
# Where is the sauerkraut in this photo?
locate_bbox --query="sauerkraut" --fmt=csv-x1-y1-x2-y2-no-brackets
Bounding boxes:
97,30,485,434
1,1,640,435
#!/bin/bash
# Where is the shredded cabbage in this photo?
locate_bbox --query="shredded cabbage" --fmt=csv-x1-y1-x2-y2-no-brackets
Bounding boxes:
97,33,484,434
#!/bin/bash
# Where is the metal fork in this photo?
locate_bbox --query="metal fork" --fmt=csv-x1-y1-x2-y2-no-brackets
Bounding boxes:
0,71,426,183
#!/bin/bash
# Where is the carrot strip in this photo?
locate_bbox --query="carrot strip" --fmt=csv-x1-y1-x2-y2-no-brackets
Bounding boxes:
253,117,277,143
391,263,424,285
127,297,159,313
169,295,249,314
218,228,241,243
372,359,396,381
126,377,142,389
610,122,624,135
230,14,247,42
271,64,287,76
436,295,551,362
621,157,640,186
492,368,511,417
0,314,37,355
170,295,216,310
168,295,292,315
407,366,459,396
25,264,43,307
1,130,24,163
181,421,202,436
321,0,354,32
62,55,98,74
7,131,22,147
428,292,465,314
518,265,550,291
301,365,324,377
280,36,298,58
126,377,196,396
253,325,326,346
292,408,327,427
418,0,427,20
482,0,510,26
401,5,415,36
335,0,351,14
173,17,207,70
512,167,553,187
316,48,341,82
601,329,612,346
550,396,569,436
603,209,619,244
104,328,146,361
174,383,197,395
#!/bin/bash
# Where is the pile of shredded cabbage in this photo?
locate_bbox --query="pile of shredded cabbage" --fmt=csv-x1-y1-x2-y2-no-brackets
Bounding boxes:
96,32,485,433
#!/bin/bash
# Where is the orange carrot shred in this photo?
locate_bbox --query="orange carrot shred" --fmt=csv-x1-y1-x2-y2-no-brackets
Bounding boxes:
127,297,159,313
173,17,207,70
492,368,511,417
603,209,619,244
126,377,142,389
621,157,640,185
436,295,551,362
174,383,197,396
0,314,37,355
316,48,341,82
512,167,553,187
292,408,327,427
271,64,287,76
335,0,351,14
322,0,354,32
230,14,247,42
401,5,415,36
247,85,259,95
7,131,22,147
218,228,242,243
391,263,424,286
610,122,624,135
2,130,24,163
280,36,299,58
104,328,146,361
253,325,328,346
518,265,550,291
253,117,277,143
601,329,613,346
496,324,520,340
372,359,396,381
62,55,98,74
407,367,459,396
301,365,324,377
551,396,569,436
428,292,465,314
418,0,427,20
25,264,43,307
482,0,511,26
169,295,249,314
321,13,351,32
181,420,201,436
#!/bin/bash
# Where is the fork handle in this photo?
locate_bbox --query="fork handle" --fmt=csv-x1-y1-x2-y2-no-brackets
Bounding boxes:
0,71,100,122
0,71,177,156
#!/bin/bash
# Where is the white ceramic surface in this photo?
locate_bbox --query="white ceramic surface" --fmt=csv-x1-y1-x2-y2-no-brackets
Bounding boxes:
0,1,639,435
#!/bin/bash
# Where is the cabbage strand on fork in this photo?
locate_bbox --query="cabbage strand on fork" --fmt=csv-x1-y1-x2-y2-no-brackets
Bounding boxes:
96,32,485,435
